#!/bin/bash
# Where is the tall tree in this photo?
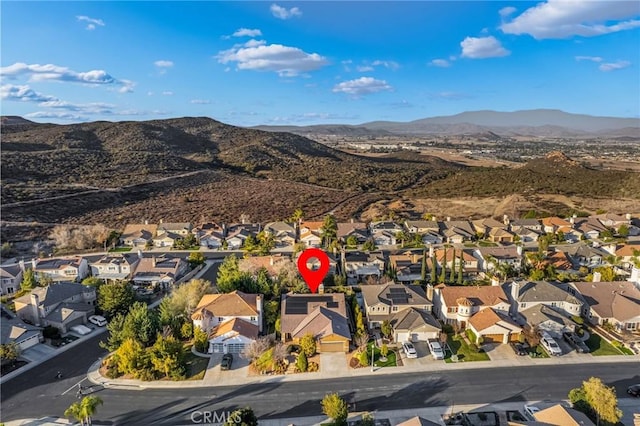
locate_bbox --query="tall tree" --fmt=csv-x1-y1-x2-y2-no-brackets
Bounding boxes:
20,268,36,291
440,246,448,283
289,208,304,224
149,333,186,379
569,377,622,425
449,250,456,283
430,253,437,284
457,252,464,285
321,393,348,425
97,281,135,318
123,302,160,347
64,401,85,426
420,249,427,282
321,215,338,248
79,396,103,426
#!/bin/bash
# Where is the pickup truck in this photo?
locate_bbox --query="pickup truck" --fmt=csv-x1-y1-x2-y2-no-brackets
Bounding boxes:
562,331,590,353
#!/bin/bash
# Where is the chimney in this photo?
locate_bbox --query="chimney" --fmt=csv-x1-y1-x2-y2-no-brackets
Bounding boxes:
318,283,325,294
256,294,263,332
270,256,274,266
447,217,451,222
516,245,523,256
592,271,601,283
630,266,640,284
503,214,510,225
159,218,163,224
625,213,631,221
426,284,434,301
152,256,156,268
144,219,149,225
429,245,434,258
30,293,41,326
570,216,575,225
350,218,354,223
138,250,143,259
491,276,500,286
510,281,520,302
19,259,25,272
32,259,37,270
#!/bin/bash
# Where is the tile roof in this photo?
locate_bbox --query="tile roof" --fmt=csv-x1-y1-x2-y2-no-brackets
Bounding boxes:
514,281,582,305
519,304,576,328
0,264,22,279
121,224,158,240
533,404,595,426
290,305,351,340
34,257,84,271
192,291,260,319
212,317,259,340
572,281,640,321
468,307,521,333
361,283,430,308
477,246,520,259
14,282,94,308
44,302,93,322
389,307,441,332
438,285,508,308
280,293,347,335
1,305,42,345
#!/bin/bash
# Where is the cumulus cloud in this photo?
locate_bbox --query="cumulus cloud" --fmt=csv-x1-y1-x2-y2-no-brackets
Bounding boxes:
233,28,262,37
270,3,302,19
190,99,211,104
216,43,328,76
460,36,510,58
332,77,393,97
357,66,374,72
372,60,400,70
26,111,86,121
499,6,517,18
599,60,631,72
575,56,603,62
0,62,135,92
429,59,451,67
154,60,174,68
267,112,359,123
500,0,640,39
76,15,105,30
1,84,58,102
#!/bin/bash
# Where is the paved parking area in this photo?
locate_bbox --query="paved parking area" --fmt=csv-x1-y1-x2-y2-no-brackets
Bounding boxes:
398,341,443,367
20,344,57,363
484,343,520,362
320,353,347,375
202,352,251,385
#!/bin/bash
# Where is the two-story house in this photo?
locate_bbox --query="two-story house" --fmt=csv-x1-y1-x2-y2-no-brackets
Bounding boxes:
33,257,89,283
299,221,324,248
264,221,297,248
131,255,189,290
226,223,261,250
89,254,140,282
13,282,96,333
474,246,523,274
1,304,43,352
361,283,439,342
191,291,263,354
433,284,511,327
337,221,369,245
0,263,23,296
120,223,158,247
441,220,476,244
389,253,425,283
570,281,640,332
404,220,440,235
342,251,386,285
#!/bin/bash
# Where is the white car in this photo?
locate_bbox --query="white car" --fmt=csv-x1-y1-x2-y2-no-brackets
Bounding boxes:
540,332,562,356
402,342,418,358
428,340,445,360
88,315,107,327
523,405,540,421
70,324,93,336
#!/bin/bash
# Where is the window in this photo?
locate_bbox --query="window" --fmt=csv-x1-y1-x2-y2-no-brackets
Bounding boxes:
250,316,257,322
392,306,398,312
520,303,526,309
448,307,458,313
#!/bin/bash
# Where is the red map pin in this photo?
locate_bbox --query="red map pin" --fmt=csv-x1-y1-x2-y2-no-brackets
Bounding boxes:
297,248,330,293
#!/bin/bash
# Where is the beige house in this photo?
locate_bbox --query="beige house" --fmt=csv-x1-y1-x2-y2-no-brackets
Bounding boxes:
239,254,294,278
1,305,43,352
120,223,158,247
157,222,192,237
0,264,23,296
533,404,594,426
131,255,189,289
433,285,510,329
14,282,96,333
89,254,140,282
33,257,89,283
571,281,640,332
467,307,522,344
280,293,351,352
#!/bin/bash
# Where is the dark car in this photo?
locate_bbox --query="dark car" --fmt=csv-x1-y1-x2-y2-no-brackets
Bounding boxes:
221,353,233,370
562,331,590,353
628,384,640,397
510,342,529,356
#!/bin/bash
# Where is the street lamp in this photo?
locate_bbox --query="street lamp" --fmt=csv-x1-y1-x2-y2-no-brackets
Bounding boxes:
370,341,375,372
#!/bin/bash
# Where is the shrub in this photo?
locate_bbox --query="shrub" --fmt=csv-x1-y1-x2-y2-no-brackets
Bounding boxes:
296,352,308,373
357,350,370,367
308,361,319,372
43,325,61,339
180,322,193,340
465,328,477,343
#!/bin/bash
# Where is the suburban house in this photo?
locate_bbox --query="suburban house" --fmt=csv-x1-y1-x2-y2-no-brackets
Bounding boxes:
120,223,158,247
280,293,351,353
89,254,140,282
372,230,397,247
432,285,510,328
509,218,543,233
512,227,542,243
0,263,23,296
467,307,522,344
546,250,578,274
570,281,640,332
131,255,189,289
295,251,338,277
239,254,294,278
198,230,225,249
474,246,523,274
571,217,608,240
472,217,506,239
360,283,439,342
421,230,444,245
404,220,440,234
1,304,43,352
33,257,89,283
389,253,425,283
434,248,479,279
441,220,476,243
193,222,225,237
342,251,386,285
610,244,640,271
337,221,369,245
541,217,573,235
13,282,96,333
299,221,324,248
264,221,296,248
225,226,255,250
505,280,583,318
591,213,631,230
560,244,608,270
157,222,193,237
369,221,403,234
153,233,180,248
518,303,577,339
532,404,595,426
191,291,263,354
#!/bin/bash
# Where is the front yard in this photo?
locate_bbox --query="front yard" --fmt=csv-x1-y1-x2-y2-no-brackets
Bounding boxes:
445,333,490,363
585,333,624,356
184,352,209,380
367,342,397,368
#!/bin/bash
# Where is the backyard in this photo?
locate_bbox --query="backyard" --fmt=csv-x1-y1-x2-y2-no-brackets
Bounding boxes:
445,333,490,363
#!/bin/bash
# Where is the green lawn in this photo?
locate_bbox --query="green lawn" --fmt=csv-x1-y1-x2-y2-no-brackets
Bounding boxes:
528,344,550,358
367,342,397,367
108,247,132,252
444,333,490,362
184,351,209,380
585,333,623,356
611,340,634,355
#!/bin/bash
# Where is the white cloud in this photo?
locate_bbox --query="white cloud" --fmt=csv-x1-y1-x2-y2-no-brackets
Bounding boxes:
162,91,174,96
233,28,262,37
76,15,105,30
190,99,211,104
332,77,393,97
500,1,640,39
1,84,58,102
575,56,603,62
267,112,359,123
357,66,374,72
154,60,174,68
429,59,451,67
244,39,266,48
216,43,328,76
460,36,510,59
372,60,400,70
599,60,631,72
26,111,86,121
499,6,517,18
0,62,134,92
270,4,302,19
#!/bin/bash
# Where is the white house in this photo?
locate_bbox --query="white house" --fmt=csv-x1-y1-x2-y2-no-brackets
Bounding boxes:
89,254,140,282
0,263,23,296
33,257,89,283
433,284,511,328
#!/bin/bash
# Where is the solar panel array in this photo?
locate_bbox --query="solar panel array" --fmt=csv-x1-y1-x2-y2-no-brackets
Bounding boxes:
385,287,412,304
285,295,335,315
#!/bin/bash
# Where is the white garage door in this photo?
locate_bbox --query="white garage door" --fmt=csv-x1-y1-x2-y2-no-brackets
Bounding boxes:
397,332,409,342
226,344,245,353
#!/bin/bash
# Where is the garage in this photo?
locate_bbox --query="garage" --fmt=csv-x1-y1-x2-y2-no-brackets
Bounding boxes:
481,334,505,343
226,343,245,353
319,341,346,353
396,332,410,343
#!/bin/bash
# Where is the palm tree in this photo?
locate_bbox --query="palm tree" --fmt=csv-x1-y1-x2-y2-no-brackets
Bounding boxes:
64,402,85,426
80,396,103,426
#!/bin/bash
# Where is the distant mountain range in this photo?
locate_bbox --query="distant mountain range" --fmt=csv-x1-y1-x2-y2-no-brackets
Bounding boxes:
254,109,640,138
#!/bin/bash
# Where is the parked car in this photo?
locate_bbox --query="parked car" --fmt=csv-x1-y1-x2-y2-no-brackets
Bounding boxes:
88,315,107,327
70,324,92,336
540,333,562,356
510,342,529,356
523,405,540,421
562,331,590,353
627,384,640,397
402,342,418,359
428,340,445,360
221,353,233,370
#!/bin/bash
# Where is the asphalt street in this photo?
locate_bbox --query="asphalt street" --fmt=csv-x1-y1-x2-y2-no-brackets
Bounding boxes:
1,329,639,425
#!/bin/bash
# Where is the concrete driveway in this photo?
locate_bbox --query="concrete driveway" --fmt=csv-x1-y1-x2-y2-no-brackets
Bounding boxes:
320,352,348,376
203,353,250,386
20,344,57,363
398,341,443,367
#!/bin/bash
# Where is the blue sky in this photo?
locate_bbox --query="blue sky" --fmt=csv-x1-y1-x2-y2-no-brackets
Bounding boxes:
2,1,639,126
